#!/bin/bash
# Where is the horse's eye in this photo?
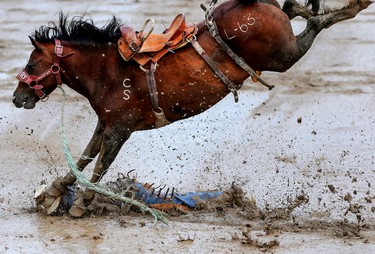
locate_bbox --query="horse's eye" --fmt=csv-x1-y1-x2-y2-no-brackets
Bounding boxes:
26,63,36,73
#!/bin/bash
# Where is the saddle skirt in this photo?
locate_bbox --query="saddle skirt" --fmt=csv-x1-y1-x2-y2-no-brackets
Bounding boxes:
118,13,198,66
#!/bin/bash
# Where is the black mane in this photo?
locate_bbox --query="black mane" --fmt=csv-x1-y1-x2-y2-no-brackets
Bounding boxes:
33,12,123,44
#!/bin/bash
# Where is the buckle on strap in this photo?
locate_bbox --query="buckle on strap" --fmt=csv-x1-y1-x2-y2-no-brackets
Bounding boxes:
129,41,140,52
54,38,63,56
55,45,63,56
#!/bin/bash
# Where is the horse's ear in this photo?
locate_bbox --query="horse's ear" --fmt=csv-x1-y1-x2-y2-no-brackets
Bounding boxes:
29,36,46,51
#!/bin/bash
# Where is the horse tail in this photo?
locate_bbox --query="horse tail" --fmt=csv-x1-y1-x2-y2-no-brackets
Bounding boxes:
237,0,282,9
306,0,320,13
236,0,258,5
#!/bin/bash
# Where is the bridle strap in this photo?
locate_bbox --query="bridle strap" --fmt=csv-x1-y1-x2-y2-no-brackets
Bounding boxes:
16,38,73,100
202,0,274,91
53,38,64,86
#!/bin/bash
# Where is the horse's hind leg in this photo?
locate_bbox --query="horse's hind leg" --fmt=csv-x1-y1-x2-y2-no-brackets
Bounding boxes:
282,0,315,20
68,129,130,217
39,121,104,213
313,0,373,29
281,0,372,71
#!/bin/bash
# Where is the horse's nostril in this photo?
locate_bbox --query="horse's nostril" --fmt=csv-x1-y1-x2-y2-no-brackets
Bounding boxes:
12,95,20,104
22,96,28,105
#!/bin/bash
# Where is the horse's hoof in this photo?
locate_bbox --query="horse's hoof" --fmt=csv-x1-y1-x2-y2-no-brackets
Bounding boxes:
69,206,87,218
34,185,62,215
68,197,87,218
44,195,62,215
359,0,374,9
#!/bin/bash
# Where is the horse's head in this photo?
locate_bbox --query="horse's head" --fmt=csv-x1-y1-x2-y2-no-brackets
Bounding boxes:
13,37,71,109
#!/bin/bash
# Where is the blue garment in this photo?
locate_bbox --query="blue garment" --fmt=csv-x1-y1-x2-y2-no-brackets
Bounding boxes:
134,183,223,208
62,183,224,209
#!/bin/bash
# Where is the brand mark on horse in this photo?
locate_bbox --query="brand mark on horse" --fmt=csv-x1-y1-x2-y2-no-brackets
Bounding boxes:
123,78,131,100
224,12,256,40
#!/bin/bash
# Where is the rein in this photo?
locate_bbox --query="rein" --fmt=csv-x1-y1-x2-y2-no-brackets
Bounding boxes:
190,0,274,102
16,38,73,101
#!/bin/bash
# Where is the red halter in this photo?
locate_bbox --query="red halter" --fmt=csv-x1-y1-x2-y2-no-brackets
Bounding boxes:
16,39,72,100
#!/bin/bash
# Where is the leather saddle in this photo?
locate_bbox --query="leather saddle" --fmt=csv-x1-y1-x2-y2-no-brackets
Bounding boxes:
118,13,197,66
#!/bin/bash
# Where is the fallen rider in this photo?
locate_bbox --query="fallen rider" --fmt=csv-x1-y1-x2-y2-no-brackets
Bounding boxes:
35,173,247,216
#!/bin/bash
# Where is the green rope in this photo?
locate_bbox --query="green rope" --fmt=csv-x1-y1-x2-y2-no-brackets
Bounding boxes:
57,86,168,225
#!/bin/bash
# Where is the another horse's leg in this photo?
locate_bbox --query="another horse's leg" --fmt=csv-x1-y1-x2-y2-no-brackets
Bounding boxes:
42,121,104,208
68,129,130,217
282,0,315,20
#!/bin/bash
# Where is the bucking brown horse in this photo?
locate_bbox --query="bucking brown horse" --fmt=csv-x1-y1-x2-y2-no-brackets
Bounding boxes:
12,0,372,217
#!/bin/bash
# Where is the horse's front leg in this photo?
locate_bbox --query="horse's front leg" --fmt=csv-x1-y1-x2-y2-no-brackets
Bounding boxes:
36,121,104,214
68,129,130,217
58,120,105,187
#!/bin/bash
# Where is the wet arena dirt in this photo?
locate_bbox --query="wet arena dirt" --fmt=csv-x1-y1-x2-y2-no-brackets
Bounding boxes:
1,0,375,253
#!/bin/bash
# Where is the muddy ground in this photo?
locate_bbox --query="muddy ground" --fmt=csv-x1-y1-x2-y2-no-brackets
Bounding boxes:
1,0,375,253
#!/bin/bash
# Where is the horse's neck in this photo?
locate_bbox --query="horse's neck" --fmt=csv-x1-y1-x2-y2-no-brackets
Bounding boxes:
61,43,119,98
